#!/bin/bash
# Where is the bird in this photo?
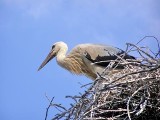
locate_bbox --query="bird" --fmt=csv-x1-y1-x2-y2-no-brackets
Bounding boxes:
38,41,135,80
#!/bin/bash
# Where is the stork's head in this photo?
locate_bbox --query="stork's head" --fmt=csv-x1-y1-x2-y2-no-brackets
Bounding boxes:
38,41,67,71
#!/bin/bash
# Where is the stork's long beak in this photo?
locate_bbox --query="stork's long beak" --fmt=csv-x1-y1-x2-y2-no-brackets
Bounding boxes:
38,50,56,71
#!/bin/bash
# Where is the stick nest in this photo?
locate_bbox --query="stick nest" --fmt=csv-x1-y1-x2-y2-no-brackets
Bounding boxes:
48,36,160,120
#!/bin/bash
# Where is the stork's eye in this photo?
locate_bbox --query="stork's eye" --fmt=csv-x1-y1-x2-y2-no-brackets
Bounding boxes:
52,45,55,49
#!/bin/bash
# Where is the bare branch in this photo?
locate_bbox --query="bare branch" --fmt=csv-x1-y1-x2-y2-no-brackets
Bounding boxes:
45,97,54,120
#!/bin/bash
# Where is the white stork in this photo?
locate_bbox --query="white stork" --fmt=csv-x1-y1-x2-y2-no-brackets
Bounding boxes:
38,41,135,80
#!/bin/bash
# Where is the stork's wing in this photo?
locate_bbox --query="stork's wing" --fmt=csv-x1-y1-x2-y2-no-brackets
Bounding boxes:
78,44,135,69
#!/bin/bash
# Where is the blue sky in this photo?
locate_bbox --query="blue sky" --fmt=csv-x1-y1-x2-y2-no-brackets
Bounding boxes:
0,0,160,120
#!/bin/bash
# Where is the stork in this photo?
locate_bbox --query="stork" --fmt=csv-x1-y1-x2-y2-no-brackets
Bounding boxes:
38,41,135,80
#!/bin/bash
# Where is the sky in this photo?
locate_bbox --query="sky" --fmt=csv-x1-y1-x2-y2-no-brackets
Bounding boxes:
0,0,160,120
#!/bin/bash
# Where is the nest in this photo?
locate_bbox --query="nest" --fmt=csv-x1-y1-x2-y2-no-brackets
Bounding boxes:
46,36,160,120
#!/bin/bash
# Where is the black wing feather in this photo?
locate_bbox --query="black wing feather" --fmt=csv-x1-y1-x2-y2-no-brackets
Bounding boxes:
85,50,135,69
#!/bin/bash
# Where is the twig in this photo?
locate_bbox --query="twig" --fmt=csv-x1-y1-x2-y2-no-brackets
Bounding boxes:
45,97,54,120
127,86,144,120
78,82,92,88
105,65,160,87
127,43,157,61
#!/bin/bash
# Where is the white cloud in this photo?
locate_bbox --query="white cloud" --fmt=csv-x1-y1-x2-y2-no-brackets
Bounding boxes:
2,0,62,19
26,1,52,19
2,0,160,21
2,0,160,39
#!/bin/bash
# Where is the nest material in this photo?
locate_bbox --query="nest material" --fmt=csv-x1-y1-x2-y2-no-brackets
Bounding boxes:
48,37,160,120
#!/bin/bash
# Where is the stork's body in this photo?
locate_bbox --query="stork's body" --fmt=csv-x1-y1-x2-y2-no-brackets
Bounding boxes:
38,42,134,80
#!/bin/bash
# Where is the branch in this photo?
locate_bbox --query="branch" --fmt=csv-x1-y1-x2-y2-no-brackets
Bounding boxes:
45,97,54,120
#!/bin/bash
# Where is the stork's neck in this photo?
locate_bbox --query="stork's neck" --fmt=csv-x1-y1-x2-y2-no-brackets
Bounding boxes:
56,46,68,65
